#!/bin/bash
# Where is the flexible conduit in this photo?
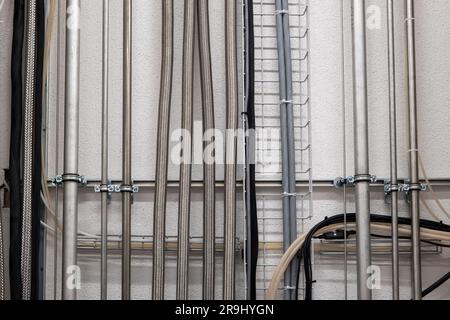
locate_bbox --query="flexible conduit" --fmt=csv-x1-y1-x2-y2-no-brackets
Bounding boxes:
9,0,25,300
243,0,258,300
153,0,174,300
223,0,239,300
197,0,216,300
275,0,298,300
176,0,196,300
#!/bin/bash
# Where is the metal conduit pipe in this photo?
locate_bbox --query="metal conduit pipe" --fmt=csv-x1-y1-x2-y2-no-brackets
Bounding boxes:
0,183,4,300
176,0,196,300
223,0,239,300
152,0,174,300
387,0,400,300
100,0,110,300
122,0,132,300
197,0,216,301
351,0,372,300
62,0,81,301
405,0,422,300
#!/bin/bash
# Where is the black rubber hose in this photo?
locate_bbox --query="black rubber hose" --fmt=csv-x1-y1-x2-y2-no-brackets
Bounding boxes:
31,0,45,300
422,271,450,298
9,0,25,300
244,0,259,300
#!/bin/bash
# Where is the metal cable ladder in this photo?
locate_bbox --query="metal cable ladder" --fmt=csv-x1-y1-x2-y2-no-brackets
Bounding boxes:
250,0,313,300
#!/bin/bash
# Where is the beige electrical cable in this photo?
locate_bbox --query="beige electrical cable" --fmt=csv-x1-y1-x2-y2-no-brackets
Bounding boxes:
266,222,450,300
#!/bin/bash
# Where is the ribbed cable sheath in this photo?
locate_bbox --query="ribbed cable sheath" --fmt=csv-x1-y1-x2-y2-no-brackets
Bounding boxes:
21,0,37,301
176,0,196,300
197,0,216,301
223,0,239,300
9,0,25,300
152,0,174,300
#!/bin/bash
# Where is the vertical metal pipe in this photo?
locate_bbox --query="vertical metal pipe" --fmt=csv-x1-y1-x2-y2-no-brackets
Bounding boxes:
62,0,81,301
405,0,422,300
153,0,174,301
351,0,372,301
223,0,239,300
100,0,110,301
122,0,132,301
0,184,4,300
197,0,216,300
387,0,400,301
176,0,196,300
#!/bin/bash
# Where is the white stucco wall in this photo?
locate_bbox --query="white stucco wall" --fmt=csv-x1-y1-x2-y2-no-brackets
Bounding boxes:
0,0,449,300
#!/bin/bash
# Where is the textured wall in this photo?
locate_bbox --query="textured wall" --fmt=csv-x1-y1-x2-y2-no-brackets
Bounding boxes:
0,0,449,300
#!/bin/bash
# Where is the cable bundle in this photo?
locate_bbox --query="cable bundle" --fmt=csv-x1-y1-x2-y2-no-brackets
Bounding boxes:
267,214,450,300
8,0,45,300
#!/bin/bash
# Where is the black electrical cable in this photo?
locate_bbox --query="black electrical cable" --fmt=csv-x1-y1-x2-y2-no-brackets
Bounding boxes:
31,0,45,300
294,214,450,300
244,0,259,300
9,0,25,300
422,271,450,298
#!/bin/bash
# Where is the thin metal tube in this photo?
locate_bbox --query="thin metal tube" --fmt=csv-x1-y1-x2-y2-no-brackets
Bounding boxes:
351,0,372,300
62,0,81,301
223,0,239,300
176,0,196,300
405,0,422,300
101,0,110,301
197,0,216,300
387,0,399,300
122,0,132,301
0,184,4,300
340,0,349,300
152,0,174,300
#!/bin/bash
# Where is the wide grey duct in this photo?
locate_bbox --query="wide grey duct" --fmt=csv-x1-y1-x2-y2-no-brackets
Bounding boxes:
62,0,81,301
223,0,239,300
351,0,372,300
122,0,132,300
274,0,298,300
405,0,422,300
176,0,196,300
197,0,216,300
387,0,400,301
100,0,110,300
152,0,174,300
